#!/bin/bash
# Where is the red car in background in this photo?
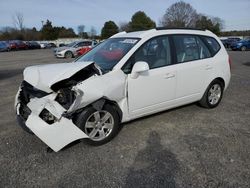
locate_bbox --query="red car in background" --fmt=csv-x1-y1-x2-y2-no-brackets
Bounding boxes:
76,40,98,57
76,46,92,56
7,41,18,50
8,40,28,50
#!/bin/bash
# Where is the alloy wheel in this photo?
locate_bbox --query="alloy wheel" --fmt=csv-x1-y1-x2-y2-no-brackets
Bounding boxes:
208,84,222,105
84,110,114,141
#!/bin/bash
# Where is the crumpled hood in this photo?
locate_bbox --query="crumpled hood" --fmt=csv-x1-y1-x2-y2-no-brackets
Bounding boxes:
23,61,97,92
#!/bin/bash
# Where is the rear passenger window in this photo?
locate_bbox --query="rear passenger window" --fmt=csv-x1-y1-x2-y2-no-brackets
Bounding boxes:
203,36,220,55
173,35,211,63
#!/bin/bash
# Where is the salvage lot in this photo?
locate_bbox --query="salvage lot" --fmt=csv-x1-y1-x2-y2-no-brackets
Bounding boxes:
0,49,250,187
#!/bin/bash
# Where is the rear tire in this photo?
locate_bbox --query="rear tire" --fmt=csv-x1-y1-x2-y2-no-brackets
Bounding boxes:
199,80,224,108
75,104,120,146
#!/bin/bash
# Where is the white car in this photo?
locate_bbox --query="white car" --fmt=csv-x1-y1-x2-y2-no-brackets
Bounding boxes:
15,28,231,152
54,40,97,58
39,42,47,49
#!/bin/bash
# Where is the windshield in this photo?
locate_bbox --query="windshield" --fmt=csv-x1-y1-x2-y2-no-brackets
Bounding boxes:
67,41,77,47
76,38,140,72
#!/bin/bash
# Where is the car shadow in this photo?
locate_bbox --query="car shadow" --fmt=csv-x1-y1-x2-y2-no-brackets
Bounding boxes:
124,131,179,188
0,68,23,80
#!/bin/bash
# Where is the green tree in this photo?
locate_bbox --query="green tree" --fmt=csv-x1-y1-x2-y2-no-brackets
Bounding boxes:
41,20,58,40
40,20,77,40
57,27,77,38
195,15,220,35
129,11,156,31
101,21,119,39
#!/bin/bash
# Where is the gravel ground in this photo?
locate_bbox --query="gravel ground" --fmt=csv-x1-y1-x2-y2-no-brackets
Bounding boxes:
0,49,250,188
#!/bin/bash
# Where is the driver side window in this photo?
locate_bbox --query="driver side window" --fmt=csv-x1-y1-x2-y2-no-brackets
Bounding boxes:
122,36,171,74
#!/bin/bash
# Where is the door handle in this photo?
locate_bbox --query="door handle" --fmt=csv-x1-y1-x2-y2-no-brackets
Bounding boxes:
164,73,175,79
205,65,213,70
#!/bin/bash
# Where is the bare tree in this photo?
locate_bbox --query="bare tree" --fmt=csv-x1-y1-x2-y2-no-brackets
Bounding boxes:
211,16,224,31
12,12,24,30
119,21,129,32
77,25,85,38
89,26,97,39
160,1,198,28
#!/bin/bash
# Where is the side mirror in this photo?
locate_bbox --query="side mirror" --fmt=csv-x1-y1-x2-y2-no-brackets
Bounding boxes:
131,61,149,79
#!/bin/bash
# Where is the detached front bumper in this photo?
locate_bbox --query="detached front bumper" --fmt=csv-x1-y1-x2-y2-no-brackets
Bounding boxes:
15,84,88,152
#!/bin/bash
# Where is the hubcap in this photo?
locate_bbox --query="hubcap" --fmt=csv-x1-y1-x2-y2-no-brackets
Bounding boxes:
85,110,114,141
208,84,222,105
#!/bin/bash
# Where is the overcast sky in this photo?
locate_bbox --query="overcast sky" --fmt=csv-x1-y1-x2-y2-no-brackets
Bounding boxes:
1,0,250,33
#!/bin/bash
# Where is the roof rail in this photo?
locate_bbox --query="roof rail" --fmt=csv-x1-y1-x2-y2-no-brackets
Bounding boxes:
156,27,205,31
111,31,127,38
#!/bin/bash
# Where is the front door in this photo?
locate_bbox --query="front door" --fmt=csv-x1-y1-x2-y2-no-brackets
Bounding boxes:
123,36,177,117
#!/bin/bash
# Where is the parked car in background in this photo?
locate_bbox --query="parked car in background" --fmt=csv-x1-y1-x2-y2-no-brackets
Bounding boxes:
223,38,241,48
231,39,250,51
15,28,231,151
26,41,41,49
40,42,47,49
40,42,57,49
7,40,18,50
15,40,28,50
59,43,66,47
6,40,28,50
54,40,97,58
47,43,57,48
76,45,93,57
0,41,10,52
220,39,227,47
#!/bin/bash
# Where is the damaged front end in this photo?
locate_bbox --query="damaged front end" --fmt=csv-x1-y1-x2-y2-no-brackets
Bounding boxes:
15,62,102,152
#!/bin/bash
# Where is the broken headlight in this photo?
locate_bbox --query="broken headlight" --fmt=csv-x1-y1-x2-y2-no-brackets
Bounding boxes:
55,88,76,110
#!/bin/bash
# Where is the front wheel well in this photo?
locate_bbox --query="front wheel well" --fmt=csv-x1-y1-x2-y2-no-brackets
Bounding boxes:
72,98,123,124
104,100,123,123
64,51,73,58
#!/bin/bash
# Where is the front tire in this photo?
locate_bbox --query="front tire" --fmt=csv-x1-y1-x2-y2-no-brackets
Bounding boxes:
241,46,246,51
65,51,73,58
76,104,120,146
199,80,224,108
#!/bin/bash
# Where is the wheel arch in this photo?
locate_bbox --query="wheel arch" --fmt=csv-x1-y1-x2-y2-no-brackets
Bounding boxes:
213,77,225,89
200,77,225,101
72,98,123,124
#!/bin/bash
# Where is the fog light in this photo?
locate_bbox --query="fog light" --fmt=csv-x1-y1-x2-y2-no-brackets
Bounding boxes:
39,109,57,124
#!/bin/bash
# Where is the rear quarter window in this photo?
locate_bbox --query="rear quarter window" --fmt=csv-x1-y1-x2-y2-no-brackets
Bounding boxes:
203,36,221,56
